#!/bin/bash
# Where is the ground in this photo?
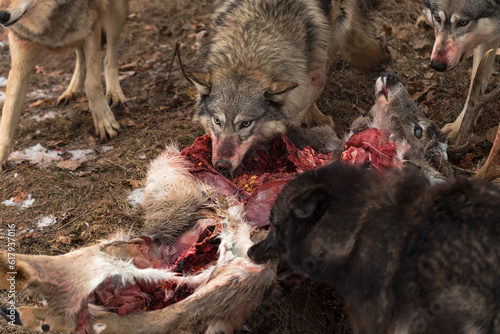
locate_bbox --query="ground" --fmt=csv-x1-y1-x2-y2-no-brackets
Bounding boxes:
0,0,499,333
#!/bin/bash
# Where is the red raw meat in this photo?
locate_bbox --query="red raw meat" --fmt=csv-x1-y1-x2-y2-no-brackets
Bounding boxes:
340,128,399,173
182,134,333,227
86,134,333,318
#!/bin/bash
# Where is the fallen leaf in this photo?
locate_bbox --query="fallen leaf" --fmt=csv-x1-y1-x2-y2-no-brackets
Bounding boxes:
424,72,434,79
58,235,72,245
12,190,27,202
410,37,428,50
411,87,430,102
29,99,52,108
56,160,81,171
121,179,143,189
119,62,138,71
48,70,64,77
122,118,137,127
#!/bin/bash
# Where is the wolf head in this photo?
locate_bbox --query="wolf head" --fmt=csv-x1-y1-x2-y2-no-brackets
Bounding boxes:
422,0,500,71
188,72,297,176
247,163,375,282
0,0,53,27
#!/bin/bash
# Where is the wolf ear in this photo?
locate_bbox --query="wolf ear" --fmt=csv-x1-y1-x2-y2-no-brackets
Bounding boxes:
290,184,329,221
264,81,298,103
186,72,212,96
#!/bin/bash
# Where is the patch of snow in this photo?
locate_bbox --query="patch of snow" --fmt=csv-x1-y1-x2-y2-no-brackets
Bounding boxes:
26,89,50,100
31,110,57,121
37,215,57,230
0,77,7,87
13,173,18,178
127,188,145,207
101,145,114,153
68,149,96,162
139,154,147,160
9,143,63,166
2,194,35,209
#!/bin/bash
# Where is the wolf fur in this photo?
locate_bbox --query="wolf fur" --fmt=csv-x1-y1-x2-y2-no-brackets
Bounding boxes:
0,0,129,171
188,0,389,175
422,0,500,140
249,162,500,333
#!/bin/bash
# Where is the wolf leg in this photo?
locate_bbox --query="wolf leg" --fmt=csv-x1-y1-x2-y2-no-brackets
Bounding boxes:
103,0,128,109
442,38,500,142
83,20,120,141
0,34,42,171
57,45,86,106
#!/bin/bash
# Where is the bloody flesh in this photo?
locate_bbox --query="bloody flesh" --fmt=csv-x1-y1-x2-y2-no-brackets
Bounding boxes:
88,134,333,318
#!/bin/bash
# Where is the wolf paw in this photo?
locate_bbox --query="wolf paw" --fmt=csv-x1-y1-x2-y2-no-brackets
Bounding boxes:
106,90,127,110
56,91,83,106
92,108,120,142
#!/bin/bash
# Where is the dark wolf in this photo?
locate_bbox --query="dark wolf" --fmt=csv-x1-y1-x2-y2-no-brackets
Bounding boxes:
249,162,500,333
188,0,389,175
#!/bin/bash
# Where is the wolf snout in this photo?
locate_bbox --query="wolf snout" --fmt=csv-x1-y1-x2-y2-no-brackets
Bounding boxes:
0,11,10,26
214,159,232,172
430,59,447,72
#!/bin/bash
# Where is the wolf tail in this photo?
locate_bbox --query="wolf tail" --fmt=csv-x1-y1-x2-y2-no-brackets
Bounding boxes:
331,0,390,69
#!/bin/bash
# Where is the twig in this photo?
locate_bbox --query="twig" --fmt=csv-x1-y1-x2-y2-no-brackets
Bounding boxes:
165,40,180,81
165,41,193,85
386,42,430,68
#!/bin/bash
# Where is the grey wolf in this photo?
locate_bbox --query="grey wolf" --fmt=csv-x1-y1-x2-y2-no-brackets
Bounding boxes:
188,0,389,176
349,73,451,183
248,162,500,333
0,0,129,171
422,0,500,140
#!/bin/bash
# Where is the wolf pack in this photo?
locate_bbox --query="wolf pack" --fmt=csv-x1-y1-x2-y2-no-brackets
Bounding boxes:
0,0,500,333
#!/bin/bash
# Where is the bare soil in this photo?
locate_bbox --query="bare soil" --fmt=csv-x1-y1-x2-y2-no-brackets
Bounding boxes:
1,0,499,333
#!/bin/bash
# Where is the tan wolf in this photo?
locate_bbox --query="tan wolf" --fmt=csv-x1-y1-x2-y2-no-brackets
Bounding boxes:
188,0,389,176
0,0,129,171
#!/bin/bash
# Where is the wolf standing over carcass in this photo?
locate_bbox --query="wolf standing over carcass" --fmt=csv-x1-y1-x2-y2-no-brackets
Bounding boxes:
249,162,500,334
188,0,389,176
0,0,129,171
422,0,500,140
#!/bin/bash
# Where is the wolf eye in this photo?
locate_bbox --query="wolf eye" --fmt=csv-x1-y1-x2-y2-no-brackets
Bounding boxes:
414,124,423,139
434,15,441,23
240,120,253,128
458,20,470,27
213,116,221,125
